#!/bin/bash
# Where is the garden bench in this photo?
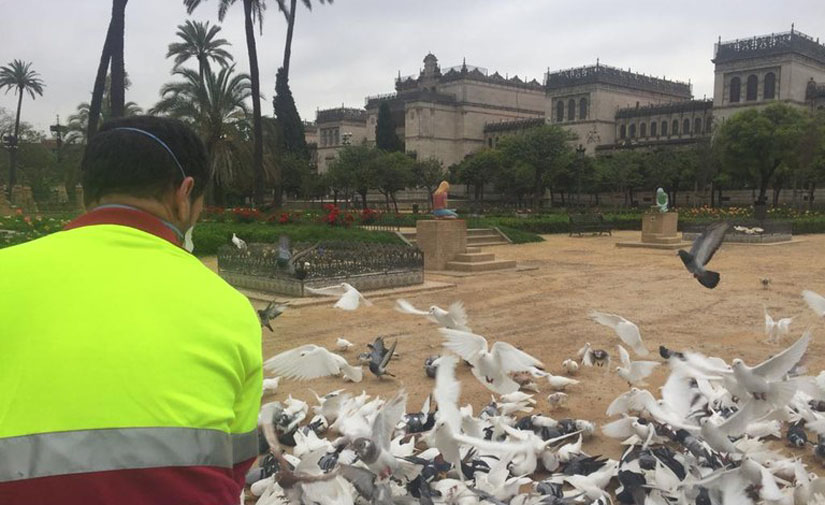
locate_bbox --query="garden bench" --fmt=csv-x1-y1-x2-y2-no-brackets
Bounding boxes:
568,212,612,237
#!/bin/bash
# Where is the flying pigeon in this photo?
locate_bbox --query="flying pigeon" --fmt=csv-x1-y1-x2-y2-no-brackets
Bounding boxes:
264,344,363,383
395,299,471,331
678,221,729,289
763,306,793,343
802,290,825,318
231,232,247,250
336,337,354,351
305,282,373,311
366,337,398,379
590,311,649,356
349,390,407,479
615,345,660,387
258,300,287,332
439,328,544,394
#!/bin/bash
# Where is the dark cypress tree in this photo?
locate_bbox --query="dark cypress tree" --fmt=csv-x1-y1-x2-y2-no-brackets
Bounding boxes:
375,101,402,152
273,66,308,159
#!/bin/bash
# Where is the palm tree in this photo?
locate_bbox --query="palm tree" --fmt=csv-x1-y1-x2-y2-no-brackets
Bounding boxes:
88,0,128,141
167,20,234,82
280,0,330,77
184,0,274,206
67,73,141,144
150,65,252,205
0,60,45,194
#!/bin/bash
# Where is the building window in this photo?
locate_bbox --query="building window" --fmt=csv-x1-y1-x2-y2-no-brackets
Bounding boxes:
629,123,636,138
640,122,647,137
746,74,758,101
556,101,564,122
495,137,499,146
321,129,327,146
568,99,576,120
683,118,691,135
706,116,712,133
694,117,702,134
730,76,741,103
764,72,776,99
650,121,657,137
661,120,668,136
579,98,588,120
619,124,626,139
334,128,340,145
488,138,493,148
672,120,679,135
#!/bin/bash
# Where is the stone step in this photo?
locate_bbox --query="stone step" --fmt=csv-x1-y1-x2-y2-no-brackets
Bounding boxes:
465,247,482,253
453,252,496,263
445,259,517,272
468,236,509,244
467,241,510,248
467,228,497,236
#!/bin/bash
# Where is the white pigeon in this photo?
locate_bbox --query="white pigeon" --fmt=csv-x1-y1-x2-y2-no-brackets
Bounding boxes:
590,311,649,356
533,370,580,391
336,337,354,351
562,358,579,374
305,282,373,311
231,232,247,250
734,225,764,235
615,344,660,386
764,306,793,343
262,377,280,394
803,290,825,318
264,344,363,382
431,355,465,481
439,328,544,394
395,299,471,331
730,331,811,405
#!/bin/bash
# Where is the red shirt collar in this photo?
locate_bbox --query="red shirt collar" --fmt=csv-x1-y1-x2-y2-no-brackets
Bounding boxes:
64,206,183,248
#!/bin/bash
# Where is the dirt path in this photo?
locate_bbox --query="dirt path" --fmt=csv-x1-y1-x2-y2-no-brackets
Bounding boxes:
230,231,825,463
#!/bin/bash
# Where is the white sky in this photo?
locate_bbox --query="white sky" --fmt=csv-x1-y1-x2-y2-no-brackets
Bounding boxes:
1,0,824,133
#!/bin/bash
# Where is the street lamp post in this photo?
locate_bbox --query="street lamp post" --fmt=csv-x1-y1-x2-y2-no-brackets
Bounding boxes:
575,144,586,207
50,115,64,163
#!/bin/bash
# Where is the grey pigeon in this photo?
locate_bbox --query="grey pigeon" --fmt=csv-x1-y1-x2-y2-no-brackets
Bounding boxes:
678,221,729,289
258,300,287,331
367,337,398,379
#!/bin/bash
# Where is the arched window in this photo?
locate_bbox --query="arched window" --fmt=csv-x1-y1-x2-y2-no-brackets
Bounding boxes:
579,98,588,120
706,116,712,133
764,72,776,99
650,121,657,137
683,118,691,135
556,100,564,122
661,120,668,136
730,77,741,103
746,74,758,101
629,123,636,138
568,99,576,120
694,117,702,134
640,122,647,137
619,124,626,139
672,119,679,135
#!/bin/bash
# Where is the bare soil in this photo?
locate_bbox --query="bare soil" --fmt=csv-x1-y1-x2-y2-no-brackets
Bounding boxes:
223,231,825,464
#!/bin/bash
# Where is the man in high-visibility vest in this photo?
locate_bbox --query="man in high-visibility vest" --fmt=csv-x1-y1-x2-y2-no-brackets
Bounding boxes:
0,116,263,505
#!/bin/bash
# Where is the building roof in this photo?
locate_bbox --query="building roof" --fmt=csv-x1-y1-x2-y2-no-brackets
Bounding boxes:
545,62,692,97
316,107,367,124
713,29,825,66
483,117,545,133
615,99,713,119
393,57,544,93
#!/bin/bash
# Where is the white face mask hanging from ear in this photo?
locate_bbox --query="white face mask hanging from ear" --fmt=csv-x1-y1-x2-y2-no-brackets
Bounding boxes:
183,226,195,253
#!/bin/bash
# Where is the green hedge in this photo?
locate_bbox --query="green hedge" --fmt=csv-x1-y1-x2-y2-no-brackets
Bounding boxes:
494,225,544,244
192,222,403,256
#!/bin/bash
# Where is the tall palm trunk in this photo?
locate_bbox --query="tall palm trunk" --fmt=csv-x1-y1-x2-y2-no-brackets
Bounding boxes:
110,0,128,118
8,89,23,192
87,20,115,140
243,0,264,206
282,0,297,75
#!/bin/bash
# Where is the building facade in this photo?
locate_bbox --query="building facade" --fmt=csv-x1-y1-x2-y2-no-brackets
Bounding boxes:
309,107,368,173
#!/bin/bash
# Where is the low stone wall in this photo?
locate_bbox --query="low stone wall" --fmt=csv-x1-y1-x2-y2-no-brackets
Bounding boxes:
219,269,424,296
682,232,792,244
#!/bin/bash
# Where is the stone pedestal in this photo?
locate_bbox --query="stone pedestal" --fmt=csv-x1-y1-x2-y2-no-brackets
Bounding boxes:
416,219,467,271
75,184,85,211
641,211,680,245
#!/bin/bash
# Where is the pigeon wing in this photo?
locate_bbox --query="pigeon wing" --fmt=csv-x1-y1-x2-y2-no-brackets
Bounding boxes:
433,355,462,431
339,464,377,500
691,221,729,267
334,288,362,311
617,345,632,368
263,345,343,380
447,301,470,330
628,360,660,382
395,299,429,316
372,390,407,450
802,290,825,317
750,331,811,381
379,339,398,370
440,328,488,363
306,285,348,296
490,341,544,374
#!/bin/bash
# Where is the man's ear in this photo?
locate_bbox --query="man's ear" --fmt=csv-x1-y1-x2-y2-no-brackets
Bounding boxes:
174,176,196,222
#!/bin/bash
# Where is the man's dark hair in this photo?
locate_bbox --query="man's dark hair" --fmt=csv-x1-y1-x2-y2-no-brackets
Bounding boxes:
81,116,209,206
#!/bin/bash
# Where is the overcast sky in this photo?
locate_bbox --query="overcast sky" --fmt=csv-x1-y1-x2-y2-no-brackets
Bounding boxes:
1,0,824,133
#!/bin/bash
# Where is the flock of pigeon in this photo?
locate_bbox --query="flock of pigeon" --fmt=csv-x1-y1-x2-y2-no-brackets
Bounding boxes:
240,223,825,504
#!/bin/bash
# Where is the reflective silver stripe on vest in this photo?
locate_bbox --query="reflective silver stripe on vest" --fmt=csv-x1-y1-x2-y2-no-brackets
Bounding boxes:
0,427,258,482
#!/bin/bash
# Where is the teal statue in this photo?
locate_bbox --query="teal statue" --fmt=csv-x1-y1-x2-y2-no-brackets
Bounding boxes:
655,188,669,213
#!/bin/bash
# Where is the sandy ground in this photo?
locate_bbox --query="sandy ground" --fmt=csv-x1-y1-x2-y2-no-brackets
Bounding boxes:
214,230,825,465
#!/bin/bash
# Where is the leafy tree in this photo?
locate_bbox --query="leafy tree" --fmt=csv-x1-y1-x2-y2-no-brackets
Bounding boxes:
150,65,252,205
0,60,45,194
328,145,377,209
494,160,534,208
412,157,443,209
185,0,273,205
66,74,142,144
597,151,645,206
458,148,500,203
715,102,807,205
793,109,825,209
166,20,234,82
273,67,307,160
374,151,414,212
375,101,402,152
279,152,312,198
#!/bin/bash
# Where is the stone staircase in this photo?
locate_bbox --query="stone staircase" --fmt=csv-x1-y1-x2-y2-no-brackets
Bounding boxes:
399,228,515,273
400,227,510,248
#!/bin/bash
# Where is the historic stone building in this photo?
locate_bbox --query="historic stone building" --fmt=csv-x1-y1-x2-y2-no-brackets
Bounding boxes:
308,28,825,171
